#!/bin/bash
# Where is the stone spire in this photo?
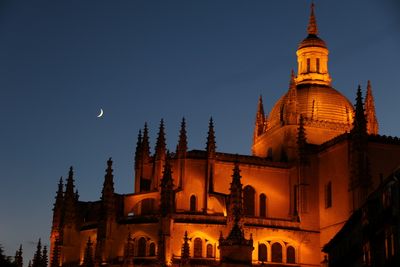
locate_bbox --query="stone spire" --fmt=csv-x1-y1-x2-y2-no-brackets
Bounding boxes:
253,95,265,140
229,162,243,222
181,231,190,265
123,233,134,266
52,177,64,229
176,117,188,159
206,117,216,156
285,70,298,125
350,86,371,210
82,237,94,267
64,167,77,224
155,119,167,161
364,80,379,134
159,153,175,217
219,164,253,265
351,85,367,136
307,2,318,35
141,122,151,161
134,129,142,169
101,158,115,216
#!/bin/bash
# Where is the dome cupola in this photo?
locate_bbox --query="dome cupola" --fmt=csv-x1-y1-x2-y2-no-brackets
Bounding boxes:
296,3,331,86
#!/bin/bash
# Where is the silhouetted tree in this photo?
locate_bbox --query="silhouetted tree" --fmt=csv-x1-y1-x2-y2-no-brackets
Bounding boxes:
14,245,23,267
41,246,48,267
32,239,42,267
0,244,17,267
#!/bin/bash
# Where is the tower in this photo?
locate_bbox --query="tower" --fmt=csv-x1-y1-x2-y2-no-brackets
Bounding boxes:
295,2,331,86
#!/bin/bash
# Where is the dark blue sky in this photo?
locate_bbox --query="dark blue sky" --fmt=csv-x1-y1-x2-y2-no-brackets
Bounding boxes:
1,0,399,263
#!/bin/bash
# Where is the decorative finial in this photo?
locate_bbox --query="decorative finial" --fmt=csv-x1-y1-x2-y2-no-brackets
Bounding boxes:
142,122,150,160
155,119,167,160
365,80,378,134
307,2,318,35
206,117,216,155
176,117,188,158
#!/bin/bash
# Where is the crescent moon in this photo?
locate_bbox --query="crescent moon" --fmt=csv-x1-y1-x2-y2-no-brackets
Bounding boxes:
97,108,104,118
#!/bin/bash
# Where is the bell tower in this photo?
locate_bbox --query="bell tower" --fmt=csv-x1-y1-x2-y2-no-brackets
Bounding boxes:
295,3,331,86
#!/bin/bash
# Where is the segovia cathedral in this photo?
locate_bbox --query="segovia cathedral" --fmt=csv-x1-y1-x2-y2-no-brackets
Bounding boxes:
49,4,400,267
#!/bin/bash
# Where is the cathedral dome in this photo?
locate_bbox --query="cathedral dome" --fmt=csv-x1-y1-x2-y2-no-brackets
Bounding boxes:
268,84,354,129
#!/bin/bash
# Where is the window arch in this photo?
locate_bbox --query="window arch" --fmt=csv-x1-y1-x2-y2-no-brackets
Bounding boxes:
190,195,197,212
271,242,282,263
149,243,156,257
137,237,147,257
206,244,213,258
193,238,202,258
258,243,267,262
243,185,255,216
259,194,266,218
287,246,295,263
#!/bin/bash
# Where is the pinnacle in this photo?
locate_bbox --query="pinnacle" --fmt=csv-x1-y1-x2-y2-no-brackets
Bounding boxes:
107,157,113,168
155,119,167,159
176,117,188,156
352,85,367,134
307,2,318,35
257,95,264,115
206,117,216,154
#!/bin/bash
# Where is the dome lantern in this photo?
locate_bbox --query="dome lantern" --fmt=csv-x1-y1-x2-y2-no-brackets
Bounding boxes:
296,3,331,86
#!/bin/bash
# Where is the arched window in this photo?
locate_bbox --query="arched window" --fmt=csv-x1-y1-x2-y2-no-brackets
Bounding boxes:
287,246,295,263
206,244,213,258
307,58,311,72
259,194,267,218
194,238,202,258
271,242,282,263
316,58,320,73
137,237,146,257
190,195,196,212
149,243,156,257
243,186,255,216
258,243,267,262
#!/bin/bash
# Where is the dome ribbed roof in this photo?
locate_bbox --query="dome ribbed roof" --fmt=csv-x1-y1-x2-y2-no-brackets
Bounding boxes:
298,34,327,49
268,84,354,128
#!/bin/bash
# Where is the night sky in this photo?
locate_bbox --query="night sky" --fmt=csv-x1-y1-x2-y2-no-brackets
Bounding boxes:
1,0,399,264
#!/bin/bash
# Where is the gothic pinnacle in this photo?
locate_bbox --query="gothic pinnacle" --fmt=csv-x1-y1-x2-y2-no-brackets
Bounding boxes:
65,166,75,197
307,2,318,35
102,157,115,201
142,122,150,160
206,117,216,155
176,117,188,158
365,80,378,134
155,119,167,160
135,129,142,167
352,85,367,135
